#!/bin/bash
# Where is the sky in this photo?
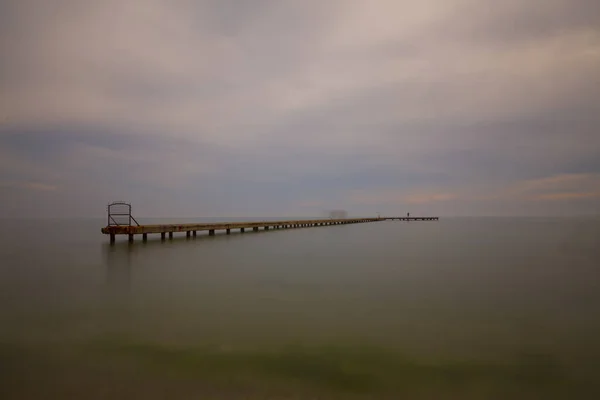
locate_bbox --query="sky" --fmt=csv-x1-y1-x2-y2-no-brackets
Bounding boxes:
1,0,599,218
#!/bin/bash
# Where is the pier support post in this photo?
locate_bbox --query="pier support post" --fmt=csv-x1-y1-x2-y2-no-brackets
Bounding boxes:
240,228,245,233
110,233,115,244
209,229,215,236
226,228,230,234
253,227,259,231
264,226,269,230
186,231,190,238
161,232,165,240
169,232,173,239
128,234,134,243
193,231,197,237
143,233,147,242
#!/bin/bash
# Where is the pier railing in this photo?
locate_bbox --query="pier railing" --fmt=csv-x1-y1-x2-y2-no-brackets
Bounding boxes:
107,201,139,227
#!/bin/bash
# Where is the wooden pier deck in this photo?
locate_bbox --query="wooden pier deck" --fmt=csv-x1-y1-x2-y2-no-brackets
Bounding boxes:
102,203,438,243
103,217,372,243
101,202,438,243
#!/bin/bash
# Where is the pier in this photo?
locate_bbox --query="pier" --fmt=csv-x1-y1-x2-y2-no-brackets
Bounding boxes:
101,202,439,243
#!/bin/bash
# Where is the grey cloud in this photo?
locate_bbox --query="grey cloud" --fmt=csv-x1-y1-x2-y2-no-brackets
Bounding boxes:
1,0,599,217
440,0,600,46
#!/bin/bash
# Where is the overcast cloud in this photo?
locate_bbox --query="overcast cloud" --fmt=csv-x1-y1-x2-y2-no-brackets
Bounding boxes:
1,0,599,217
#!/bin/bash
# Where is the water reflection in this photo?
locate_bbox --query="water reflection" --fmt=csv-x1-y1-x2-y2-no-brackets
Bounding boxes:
102,242,133,294
99,230,246,294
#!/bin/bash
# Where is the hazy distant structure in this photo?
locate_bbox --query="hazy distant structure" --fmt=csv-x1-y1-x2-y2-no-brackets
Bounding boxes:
329,209,348,219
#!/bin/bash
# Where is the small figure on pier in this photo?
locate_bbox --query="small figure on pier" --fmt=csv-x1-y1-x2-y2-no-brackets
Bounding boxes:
407,212,410,218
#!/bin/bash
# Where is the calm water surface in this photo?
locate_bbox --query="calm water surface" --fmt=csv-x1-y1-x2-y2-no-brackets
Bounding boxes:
1,217,599,398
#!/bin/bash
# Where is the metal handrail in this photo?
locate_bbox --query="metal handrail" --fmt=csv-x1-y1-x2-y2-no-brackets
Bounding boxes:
107,201,140,226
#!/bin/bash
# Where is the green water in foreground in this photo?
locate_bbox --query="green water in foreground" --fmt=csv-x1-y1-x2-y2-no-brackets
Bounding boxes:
3,339,597,399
